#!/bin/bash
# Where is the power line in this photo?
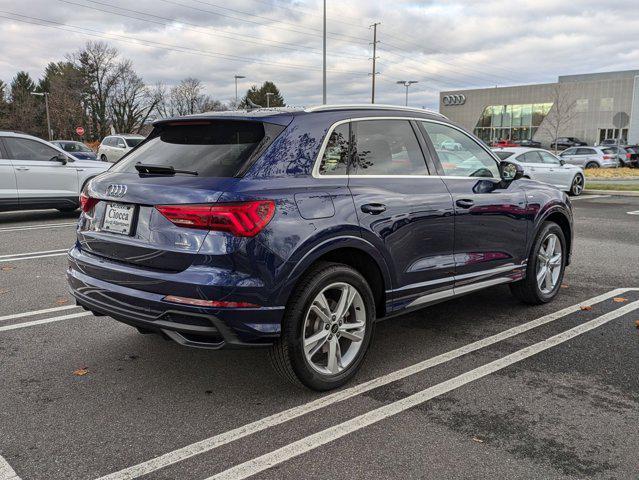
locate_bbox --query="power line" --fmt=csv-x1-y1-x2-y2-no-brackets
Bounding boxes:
0,11,368,76
59,0,366,61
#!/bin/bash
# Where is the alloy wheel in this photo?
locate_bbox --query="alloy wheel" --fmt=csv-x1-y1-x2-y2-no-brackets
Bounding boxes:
302,282,366,375
536,233,562,294
572,175,584,195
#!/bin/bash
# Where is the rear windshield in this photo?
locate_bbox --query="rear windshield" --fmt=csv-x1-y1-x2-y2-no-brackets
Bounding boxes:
111,121,269,177
494,151,514,160
125,138,144,148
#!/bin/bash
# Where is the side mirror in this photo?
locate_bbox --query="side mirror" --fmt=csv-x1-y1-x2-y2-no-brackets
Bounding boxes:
53,154,69,164
500,160,524,181
559,159,566,166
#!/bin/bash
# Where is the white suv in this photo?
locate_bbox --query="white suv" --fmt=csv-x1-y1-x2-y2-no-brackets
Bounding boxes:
0,131,109,212
97,134,145,163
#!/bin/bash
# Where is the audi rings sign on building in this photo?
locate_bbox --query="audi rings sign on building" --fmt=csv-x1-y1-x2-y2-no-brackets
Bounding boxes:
442,94,466,106
106,184,127,197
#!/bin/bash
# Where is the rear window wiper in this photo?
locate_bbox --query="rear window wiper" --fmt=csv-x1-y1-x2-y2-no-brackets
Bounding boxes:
134,163,198,176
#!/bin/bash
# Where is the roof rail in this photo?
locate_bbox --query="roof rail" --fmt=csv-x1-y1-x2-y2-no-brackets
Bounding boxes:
304,104,447,118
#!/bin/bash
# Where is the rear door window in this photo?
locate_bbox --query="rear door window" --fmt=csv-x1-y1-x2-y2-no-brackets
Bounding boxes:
351,120,428,175
110,121,280,177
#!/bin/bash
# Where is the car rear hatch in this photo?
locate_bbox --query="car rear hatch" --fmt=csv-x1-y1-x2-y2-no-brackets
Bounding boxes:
77,117,288,272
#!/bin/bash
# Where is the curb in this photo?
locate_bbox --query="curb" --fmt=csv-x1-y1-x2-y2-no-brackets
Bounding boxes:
584,189,639,197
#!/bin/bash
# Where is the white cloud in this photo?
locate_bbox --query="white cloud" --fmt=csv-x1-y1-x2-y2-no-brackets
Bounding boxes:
0,0,637,110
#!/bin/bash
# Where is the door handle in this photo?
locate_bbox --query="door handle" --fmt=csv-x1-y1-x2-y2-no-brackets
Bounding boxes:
15,167,29,171
455,199,475,209
76,168,85,171
361,203,387,215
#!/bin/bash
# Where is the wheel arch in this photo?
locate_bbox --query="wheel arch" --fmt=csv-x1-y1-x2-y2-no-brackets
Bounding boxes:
278,236,392,318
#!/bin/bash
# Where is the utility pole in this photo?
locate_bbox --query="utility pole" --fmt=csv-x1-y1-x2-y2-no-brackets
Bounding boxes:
322,0,326,104
369,22,380,104
266,92,274,108
31,91,52,140
396,80,418,106
234,75,245,107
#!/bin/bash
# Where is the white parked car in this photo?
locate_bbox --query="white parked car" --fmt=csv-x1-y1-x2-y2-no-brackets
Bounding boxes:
97,134,145,163
492,147,585,196
0,131,110,212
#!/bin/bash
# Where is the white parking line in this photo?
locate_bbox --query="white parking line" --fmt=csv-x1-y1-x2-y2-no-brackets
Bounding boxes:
209,300,639,480
0,454,21,480
96,287,636,480
0,311,92,333
0,305,79,323
627,210,639,215
0,223,76,233
0,249,68,262
572,194,610,200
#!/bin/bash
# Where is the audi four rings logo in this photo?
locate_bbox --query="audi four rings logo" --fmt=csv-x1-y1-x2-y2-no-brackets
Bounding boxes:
443,94,466,106
106,184,127,197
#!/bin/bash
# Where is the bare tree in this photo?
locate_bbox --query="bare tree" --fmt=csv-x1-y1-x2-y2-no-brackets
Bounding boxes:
69,41,121,140
109,60,158,134
170,77,208,115
541,84,577,153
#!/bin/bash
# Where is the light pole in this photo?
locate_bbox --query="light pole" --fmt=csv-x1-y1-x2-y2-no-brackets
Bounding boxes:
322,0,326,104
396,81,418,106
266,92,274,108
234,75,245,107
31,91,52,140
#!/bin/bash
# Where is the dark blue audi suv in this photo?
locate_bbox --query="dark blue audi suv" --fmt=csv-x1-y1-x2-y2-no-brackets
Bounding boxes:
67,105,573,390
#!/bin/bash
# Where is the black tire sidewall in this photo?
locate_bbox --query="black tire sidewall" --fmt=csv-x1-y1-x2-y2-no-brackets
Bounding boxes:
530,223,566,302
283,264,376,391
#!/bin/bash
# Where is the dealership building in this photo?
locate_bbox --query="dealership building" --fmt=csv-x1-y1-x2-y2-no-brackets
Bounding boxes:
439,69,639,146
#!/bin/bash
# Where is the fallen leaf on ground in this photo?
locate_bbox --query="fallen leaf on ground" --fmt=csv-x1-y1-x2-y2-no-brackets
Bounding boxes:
560,284,569,289
73,367,89,376
635,320,639,329
124,354,139,361
0,289,8,294
1,266,15,271
472,437,484,443
613,297,628,303
55,297,68,305
580,305,593,311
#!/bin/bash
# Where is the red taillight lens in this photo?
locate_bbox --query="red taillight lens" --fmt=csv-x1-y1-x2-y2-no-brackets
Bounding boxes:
163,295,258,308
80,192,100,212
626,153,632,159
156,200,275,237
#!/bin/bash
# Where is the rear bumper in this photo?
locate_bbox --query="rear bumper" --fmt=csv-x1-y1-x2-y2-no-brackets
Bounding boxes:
67,247,283,349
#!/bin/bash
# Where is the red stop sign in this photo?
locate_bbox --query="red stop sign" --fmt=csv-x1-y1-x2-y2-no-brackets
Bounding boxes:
76,126,85,136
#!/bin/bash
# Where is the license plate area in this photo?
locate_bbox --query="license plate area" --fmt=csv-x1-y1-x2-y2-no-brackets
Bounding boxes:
102,203,135,235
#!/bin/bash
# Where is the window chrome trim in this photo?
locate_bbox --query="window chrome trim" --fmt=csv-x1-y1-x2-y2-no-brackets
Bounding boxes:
305,104,447,119
311,116,503,180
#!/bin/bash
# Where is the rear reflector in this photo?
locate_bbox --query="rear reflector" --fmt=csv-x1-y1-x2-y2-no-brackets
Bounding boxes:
156,200,275,237
163,295,258,308
80,193,100,213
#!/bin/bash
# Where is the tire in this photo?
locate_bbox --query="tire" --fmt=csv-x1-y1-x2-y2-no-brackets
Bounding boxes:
510,222,566,305
269,262,376,391
569,174,584,196
585,161,599,169
100,154,108,162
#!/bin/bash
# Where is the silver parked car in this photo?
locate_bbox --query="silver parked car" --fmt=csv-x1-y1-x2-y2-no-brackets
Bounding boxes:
97,134,145,163
0,131,109,212
558,146,619,169
493,147,585,196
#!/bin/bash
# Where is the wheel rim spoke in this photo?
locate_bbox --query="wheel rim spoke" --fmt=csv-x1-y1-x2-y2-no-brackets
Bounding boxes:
327,338,340,374
315,292,332,317
537,233,562,294
309,304,330,324
334,284,356,320
339,329,363,342
537,265,547,284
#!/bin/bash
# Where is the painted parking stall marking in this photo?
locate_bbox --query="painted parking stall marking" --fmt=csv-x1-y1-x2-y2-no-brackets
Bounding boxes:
0,249,68,262
0,454,21,480
0,222,76,233
96,288,637,480
208,300,639,480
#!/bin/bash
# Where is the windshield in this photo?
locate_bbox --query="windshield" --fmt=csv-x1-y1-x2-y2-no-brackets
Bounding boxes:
111,121,268,177
494,151,514,160
125,138,144,148
61,142,93,153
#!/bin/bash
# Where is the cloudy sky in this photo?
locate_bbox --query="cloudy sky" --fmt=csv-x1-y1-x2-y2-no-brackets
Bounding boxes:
1,0,638,109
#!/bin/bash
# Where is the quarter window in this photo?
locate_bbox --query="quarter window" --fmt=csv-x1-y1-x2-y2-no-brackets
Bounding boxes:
421,122,500,178
4,138,60,161
352,120,428,175
318,124,350,175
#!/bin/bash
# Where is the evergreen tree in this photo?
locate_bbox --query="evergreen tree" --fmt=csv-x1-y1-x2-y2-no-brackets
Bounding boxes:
239,81,285,108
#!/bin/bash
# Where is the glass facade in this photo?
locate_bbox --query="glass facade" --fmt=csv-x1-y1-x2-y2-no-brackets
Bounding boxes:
473,103,553,143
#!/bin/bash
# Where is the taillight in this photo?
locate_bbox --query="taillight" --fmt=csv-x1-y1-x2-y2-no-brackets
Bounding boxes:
626,153,632,159
603,154,613,160
163,295,258,308
80,192,99,212
155,200,275,237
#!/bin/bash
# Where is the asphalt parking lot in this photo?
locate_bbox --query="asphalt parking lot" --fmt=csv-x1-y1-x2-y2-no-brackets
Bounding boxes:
0,195,638,480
